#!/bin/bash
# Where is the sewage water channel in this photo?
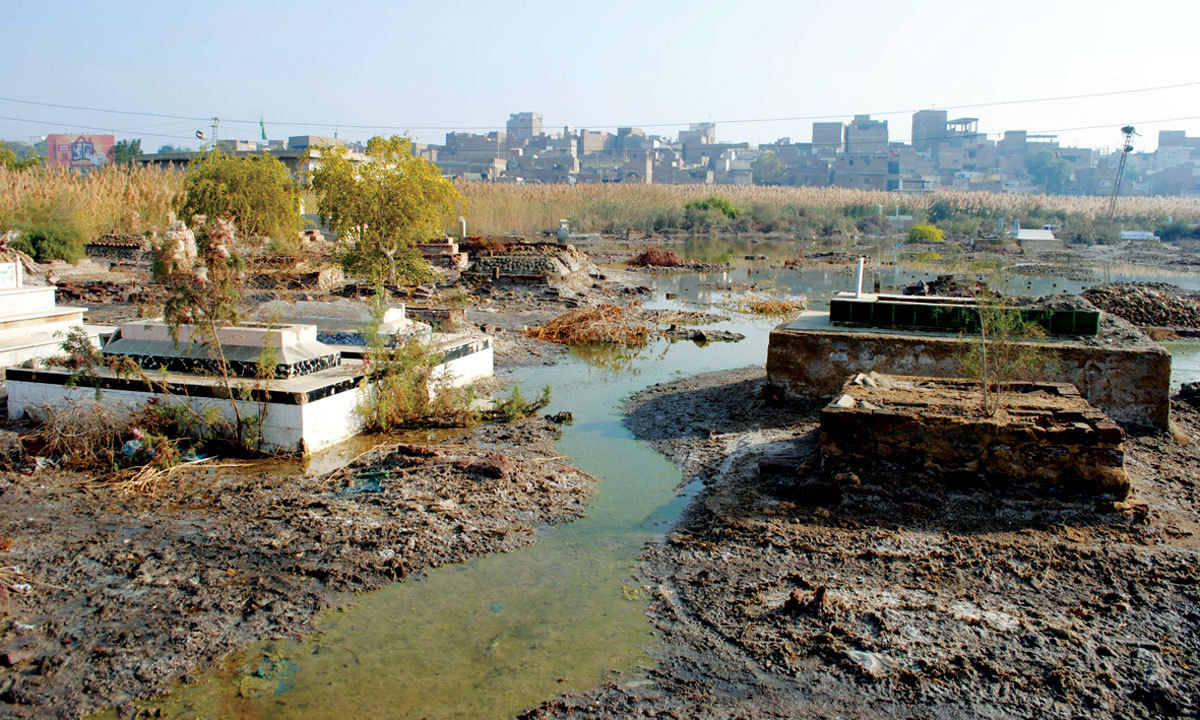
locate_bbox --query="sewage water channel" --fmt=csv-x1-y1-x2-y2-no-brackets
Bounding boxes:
133,262,1200,719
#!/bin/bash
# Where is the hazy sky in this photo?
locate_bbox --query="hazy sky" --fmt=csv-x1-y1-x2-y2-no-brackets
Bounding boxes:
3,0,1198,153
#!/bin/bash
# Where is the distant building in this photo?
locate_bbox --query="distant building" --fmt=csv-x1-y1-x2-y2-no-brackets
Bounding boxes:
912,110,947,154
506,112,544,142
812,122,845,155
845,115,888,154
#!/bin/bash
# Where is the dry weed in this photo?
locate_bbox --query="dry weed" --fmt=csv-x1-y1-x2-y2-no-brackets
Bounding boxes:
524,304,658,346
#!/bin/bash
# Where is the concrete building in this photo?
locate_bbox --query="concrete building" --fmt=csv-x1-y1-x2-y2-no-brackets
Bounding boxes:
832,154,889,190
812,122,846,155
845,115,888,154
912,110,947,154
506,112,544,142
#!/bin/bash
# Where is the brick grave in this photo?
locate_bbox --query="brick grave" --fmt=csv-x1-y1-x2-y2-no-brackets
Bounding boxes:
819,373,1130,498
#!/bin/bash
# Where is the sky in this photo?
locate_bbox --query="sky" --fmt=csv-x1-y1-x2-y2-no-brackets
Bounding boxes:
2,0,1198,154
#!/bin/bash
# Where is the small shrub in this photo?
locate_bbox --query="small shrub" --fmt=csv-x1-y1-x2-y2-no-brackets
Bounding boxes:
491,385,551,423
628,247,681,267
12,218,86,262
907,223,946,244
685,196,742,219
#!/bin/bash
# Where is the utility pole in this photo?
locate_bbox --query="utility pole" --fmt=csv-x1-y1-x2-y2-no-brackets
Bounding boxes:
1108,125,1137,218
210,117,221,148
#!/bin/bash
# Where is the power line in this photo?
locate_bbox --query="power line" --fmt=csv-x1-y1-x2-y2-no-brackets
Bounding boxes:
1,80,1198,133
0,115,197,140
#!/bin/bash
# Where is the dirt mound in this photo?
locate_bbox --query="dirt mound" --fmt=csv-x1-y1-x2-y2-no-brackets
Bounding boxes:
1082,282,1200,328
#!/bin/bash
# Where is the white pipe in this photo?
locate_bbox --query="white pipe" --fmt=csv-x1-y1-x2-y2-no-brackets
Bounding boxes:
855,257,865,298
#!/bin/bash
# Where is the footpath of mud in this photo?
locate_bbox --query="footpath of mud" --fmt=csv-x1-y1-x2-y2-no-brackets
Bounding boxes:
524,368,1200,720
0,418,593,719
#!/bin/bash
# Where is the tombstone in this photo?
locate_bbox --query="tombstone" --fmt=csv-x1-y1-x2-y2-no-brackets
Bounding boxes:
0,260,95,367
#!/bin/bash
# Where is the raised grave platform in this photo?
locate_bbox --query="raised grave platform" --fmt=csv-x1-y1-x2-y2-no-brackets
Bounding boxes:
249,299,432,348
829,291,1100,336
767,311,1171,428
101,321,340,379
8,317,493,454
7,359,370,455
820,373,1129,497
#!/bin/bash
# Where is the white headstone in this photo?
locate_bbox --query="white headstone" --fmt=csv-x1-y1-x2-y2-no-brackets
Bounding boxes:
0,262,22,290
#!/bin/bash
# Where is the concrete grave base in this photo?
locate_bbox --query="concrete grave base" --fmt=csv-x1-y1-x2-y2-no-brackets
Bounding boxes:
820,373,1130,498
767,311,1172,428
5,334,493,455
6,362,372,455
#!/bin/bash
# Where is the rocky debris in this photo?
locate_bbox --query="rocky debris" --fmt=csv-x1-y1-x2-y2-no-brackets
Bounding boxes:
1010,262,1097,280
0,418,594,718
664,327,745,343
54,279,156,305
638,309,729,326
902,273,991,297
628,261,730,274
1178,382,1200,407
1029,292,1098,311
1082,282,1200,329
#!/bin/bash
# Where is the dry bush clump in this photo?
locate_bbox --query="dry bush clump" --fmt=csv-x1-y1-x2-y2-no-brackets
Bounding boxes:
29,401,132,470
524,304,658,346
726,293,809,318
628,247,681,267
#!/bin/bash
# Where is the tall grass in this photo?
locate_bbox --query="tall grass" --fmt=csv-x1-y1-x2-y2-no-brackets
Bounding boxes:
6,167,1198,244
456,182,1200,236
0,166,182,242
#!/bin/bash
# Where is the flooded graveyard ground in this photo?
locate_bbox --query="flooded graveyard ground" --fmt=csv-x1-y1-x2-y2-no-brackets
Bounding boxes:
0,240,1197,718
129,258,1200,720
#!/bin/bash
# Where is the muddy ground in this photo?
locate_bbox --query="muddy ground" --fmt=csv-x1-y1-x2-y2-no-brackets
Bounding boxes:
0,417,593,719
524,367,1200,720
1,234,1197,718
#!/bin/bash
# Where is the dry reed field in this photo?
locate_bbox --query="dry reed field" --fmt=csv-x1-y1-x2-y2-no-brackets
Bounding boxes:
456,182,1200,235
0,166,181,240
5,166,1200,241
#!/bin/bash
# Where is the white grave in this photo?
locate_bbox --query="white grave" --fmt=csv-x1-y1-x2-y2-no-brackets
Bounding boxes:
0,261,95,367
6,315,493,455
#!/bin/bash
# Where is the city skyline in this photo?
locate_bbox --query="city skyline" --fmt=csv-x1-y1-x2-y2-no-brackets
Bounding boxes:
2,0,1198,153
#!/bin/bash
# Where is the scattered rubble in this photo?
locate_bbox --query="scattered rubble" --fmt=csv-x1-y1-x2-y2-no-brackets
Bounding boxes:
1082,282,1200,329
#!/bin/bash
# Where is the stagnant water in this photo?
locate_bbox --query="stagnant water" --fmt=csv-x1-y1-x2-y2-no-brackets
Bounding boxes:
115,265,1200,719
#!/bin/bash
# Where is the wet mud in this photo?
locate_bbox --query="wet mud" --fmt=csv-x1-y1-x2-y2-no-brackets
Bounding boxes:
525,368,1200,720
0,418,592,719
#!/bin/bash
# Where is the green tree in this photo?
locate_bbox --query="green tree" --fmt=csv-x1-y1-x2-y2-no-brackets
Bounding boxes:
310,136,464,285
1024,150,1071,193
177,150,301,241
112,139,143,165
751,150,786,185
0,142,43,171
907,222,945,243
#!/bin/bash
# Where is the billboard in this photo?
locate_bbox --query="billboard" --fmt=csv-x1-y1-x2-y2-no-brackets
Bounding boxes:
46,134,115,172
